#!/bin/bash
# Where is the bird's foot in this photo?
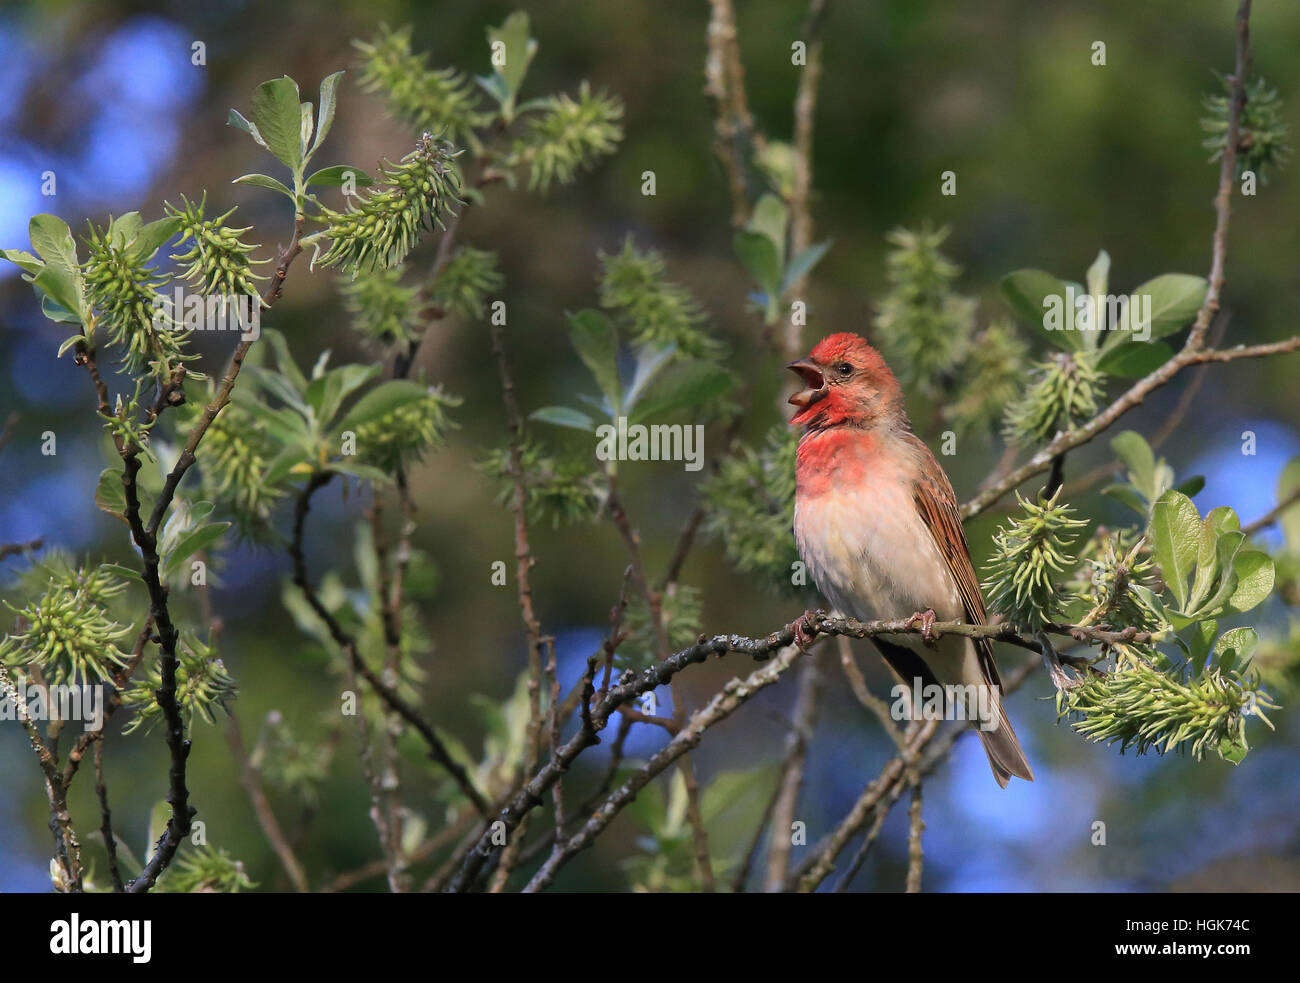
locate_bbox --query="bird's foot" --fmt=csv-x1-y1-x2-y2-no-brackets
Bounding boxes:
792,610,820,653
905,608,939,646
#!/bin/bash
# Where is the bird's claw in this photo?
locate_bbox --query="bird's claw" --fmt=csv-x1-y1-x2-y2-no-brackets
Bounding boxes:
792,610,819,653
905,608,939,646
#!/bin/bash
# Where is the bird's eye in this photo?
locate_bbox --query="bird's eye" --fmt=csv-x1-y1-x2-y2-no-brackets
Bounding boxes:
836,362,853,376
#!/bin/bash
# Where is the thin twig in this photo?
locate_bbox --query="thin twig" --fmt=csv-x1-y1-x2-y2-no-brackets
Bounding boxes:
523,640,808,893
486,311,551,890
93,740,124,893
905,781,924,893
0,539,43,562
795,657,1039,892
606,474,716,890
290,471,491,818
1187,0,1252,351
1242,485,1300,537
225,713,310,893
763,651,821,891
785,0,830,361
704,0,766,228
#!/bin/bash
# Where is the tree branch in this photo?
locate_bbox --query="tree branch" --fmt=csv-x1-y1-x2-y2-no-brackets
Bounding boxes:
962,337,1300,518
1186,0,1252,351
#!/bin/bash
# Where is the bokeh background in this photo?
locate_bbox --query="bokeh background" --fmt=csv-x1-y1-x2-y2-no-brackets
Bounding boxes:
3,0,1299,892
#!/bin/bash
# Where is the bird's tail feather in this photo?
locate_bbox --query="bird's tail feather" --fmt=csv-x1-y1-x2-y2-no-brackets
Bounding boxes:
868,636,1034,788
978,702,1034,788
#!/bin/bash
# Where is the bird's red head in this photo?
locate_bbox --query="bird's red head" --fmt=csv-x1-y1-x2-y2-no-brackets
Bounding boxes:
786,332,904,430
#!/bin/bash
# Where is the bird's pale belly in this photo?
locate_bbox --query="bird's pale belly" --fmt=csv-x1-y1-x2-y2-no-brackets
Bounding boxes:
793,480,963,626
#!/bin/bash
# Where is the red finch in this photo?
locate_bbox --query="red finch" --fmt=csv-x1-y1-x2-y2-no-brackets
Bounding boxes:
788,332,1033,787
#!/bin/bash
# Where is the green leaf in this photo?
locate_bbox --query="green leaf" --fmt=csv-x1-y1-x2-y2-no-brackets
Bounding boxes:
261,328,308,394
999,269,1079,351
163,523,231,578
530,406,595,432
0,246,45,277
95,467,129,526
159,500,215,558
1226,551,1274,614
567,309,622,413
474,72,511,107
100,562,145,585
32,265,83,319
107,212,143,248
309,71,344,158
56,333,87,356
780,239,832,295
129,215,183,262
733,230,782,298
1110,431,1155,501
1081,250,1110,352
1276,457,1300,548
304,165,374,188
334,380,429,433
147,799,171,856
44,298,83,327
1185,618,1218,665
1131,583,1171,626
245,365,311,415
1095,340,1173,378
249,76,304,171
1124,274,1208,341
334,459,393,484
1174,475,1206,498
699,769,769,824
230,387,312,446
299,101,314,158
1195,529,1246,617
1189,507,1239,611
622,342,676,412
27,215,86,319
233,173,295,199
748,194,789,266
1085,249,1110,301
628,361,733,423
263,445,310,486
1212,626,1258,673
1217,733,1249,765
1101,483,1147,518
486,12,538,102
1149,490,1201,610
228,109,269,149
29,214,80,272
306,363,381,426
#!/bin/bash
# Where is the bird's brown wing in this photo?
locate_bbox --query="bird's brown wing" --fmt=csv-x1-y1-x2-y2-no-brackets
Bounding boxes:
905,433,1001,690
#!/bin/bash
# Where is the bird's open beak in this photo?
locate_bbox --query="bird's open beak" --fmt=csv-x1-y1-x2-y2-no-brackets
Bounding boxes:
786,359,827,409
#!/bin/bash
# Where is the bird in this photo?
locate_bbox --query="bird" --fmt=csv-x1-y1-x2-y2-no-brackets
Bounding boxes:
787,331,1033,787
